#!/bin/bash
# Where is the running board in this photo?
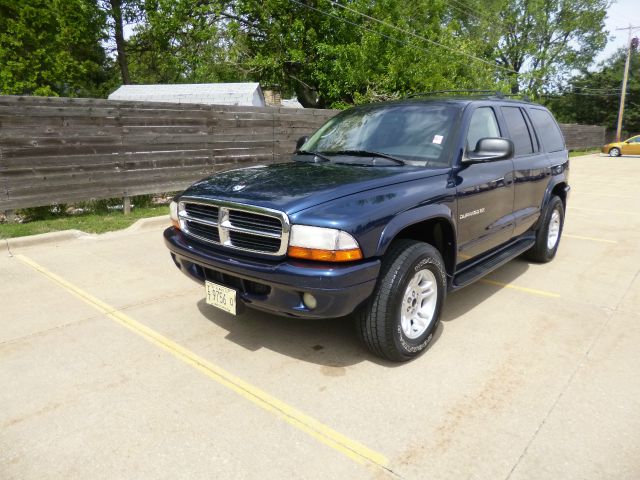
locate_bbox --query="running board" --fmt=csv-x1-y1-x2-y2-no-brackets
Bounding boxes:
451,237,535,290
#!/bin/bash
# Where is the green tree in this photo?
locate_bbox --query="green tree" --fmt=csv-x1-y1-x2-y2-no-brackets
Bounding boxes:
545,48,640,134
500,0,608,94
0,0,108,96
124,0,503,107
450,0,608,95
124,0,246,85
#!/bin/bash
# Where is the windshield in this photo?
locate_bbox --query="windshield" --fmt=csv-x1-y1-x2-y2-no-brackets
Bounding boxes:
300,104,459,166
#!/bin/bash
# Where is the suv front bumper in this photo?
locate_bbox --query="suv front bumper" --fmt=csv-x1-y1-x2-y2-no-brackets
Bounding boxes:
164,227,380,319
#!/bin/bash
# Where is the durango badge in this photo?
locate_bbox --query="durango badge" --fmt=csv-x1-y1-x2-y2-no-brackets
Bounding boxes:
459,208,485,220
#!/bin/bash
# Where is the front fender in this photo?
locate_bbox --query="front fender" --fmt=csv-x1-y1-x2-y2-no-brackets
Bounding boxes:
376,203,457,257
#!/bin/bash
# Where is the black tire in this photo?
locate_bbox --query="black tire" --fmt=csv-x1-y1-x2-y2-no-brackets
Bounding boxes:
357,239,447,362
609,147,621,157
525,195,564,263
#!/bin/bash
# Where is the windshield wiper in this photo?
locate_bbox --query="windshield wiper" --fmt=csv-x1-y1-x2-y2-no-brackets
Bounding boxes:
324,149,406,165
295,150,331,162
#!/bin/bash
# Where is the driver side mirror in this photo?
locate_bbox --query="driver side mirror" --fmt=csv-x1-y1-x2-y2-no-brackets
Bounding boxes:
464,137,514,163
295,136,309,152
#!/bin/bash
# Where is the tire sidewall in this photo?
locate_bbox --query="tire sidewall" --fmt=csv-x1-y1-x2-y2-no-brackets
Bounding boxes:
390,248,446,358
540,197,564,261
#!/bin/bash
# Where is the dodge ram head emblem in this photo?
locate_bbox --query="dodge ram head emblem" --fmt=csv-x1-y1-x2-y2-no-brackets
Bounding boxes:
232,184,247,192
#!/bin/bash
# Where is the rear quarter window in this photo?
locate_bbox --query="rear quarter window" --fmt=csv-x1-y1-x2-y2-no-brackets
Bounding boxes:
528,108,565,152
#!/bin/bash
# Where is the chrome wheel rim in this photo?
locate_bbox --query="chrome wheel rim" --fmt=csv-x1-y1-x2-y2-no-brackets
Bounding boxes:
547,209,561,250
400,269,438,339
610,148,620,157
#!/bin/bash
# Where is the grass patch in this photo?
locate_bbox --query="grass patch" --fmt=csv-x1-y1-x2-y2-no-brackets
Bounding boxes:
569,149,600,157
0,205,168,239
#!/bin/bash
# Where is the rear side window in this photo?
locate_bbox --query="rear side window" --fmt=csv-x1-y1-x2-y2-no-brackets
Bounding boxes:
501,107,534,156
528,108,565,152
466,107,500,151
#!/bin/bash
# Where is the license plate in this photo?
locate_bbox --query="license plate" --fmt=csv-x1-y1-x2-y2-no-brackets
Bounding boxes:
205,281,237,315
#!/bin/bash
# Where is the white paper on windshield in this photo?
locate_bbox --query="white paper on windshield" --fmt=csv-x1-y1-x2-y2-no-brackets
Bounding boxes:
432,135,444,144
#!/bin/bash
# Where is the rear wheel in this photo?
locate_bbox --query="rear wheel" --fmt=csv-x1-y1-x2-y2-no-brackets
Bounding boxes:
525,195,564,263
357,239,446,362
609,147,621,157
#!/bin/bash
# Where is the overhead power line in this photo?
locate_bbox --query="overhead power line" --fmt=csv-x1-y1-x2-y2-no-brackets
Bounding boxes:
327,0,517,74
288,0,458,62
289,0,518,76
446,0,497,25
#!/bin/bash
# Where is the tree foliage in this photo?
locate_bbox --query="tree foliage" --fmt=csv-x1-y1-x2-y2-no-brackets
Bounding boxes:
0,0,108,96
496,0,608,94
545,49,640,134
0,0,612,110
120,0,505,107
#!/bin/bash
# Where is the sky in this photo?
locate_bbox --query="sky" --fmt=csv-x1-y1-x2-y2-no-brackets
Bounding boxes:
596,0,640,64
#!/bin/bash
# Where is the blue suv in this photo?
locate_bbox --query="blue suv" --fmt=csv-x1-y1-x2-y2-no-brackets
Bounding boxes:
164,95,569,361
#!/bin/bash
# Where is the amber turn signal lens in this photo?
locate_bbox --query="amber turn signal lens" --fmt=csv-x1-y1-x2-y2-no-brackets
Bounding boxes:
287,246,363,262
171,219,180,230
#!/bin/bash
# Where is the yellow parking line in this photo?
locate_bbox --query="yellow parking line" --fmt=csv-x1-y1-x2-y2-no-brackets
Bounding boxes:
479,279,560,298
564,234,618,244
15,254,389,470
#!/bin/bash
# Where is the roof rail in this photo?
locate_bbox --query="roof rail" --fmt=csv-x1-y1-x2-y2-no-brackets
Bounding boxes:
407,90,531,102
407,89,498,98
497,93,531,102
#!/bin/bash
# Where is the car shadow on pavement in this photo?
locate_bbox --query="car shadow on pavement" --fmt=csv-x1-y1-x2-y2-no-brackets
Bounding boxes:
441,258,531,322
196,258,531,368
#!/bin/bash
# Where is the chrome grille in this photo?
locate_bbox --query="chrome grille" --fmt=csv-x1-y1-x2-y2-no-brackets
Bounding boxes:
179,198,289,256
185,203,219,222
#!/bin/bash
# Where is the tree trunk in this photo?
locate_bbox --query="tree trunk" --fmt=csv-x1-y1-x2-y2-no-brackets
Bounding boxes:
109,0,131,85
510,73,520,94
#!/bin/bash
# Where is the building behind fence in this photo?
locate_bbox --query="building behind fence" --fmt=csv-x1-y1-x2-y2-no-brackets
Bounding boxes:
0,96,605,213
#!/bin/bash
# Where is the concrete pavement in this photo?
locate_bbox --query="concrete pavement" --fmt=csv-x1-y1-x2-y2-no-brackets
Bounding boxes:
1,153,639,479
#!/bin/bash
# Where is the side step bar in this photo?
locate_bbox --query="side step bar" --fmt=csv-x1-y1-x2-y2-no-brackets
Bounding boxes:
451,237,535,290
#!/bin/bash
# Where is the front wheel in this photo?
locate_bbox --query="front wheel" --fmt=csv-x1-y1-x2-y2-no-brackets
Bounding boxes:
357,240,447,362
609,147,621,157
525,195,564,263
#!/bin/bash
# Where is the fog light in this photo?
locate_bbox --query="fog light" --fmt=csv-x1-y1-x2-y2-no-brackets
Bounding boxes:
302,292,317,310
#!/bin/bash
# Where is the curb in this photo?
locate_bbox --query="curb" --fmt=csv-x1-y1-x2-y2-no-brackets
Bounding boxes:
124,215,170,232
5,230,90,249
3,215,170,249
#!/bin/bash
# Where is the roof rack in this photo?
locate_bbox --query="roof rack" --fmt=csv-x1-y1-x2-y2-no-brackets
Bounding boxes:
407,90,497,98
407,90,531,102
497,93,531,102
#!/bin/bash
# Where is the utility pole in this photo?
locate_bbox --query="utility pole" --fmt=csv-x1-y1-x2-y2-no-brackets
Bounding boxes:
615,25,640,142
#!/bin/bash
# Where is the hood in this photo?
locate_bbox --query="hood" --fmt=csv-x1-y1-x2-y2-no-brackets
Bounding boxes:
180,161,449,213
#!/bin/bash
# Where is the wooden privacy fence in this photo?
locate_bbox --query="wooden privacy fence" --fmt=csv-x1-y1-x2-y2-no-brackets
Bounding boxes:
558,123,606,150
0,95,336,212
0,95,605,212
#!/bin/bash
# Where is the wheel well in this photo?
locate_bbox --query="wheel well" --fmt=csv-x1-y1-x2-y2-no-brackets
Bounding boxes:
551,182,567,208
392,218,455,275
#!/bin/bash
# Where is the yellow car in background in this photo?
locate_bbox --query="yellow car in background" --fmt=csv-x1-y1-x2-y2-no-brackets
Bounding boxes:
602,135,640,156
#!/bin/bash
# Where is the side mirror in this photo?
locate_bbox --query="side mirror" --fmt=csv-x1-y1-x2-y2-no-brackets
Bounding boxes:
295,136,309,152
464,137,514,163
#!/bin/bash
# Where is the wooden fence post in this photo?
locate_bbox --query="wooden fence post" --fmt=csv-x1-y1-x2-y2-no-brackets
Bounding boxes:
123,196,131,215
3,210,17,223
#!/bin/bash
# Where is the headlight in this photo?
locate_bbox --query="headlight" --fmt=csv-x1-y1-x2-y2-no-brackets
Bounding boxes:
288,225,363,262
170,201,180,229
